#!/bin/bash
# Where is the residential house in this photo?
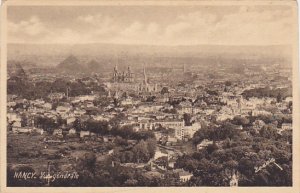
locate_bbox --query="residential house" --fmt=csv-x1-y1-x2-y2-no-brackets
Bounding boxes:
175,122,201,140
281,123,292,131
68,128,77,135
53,128,63,137
12,127,33,134
174,169,193,182
80,130,90,138
197,139,214,150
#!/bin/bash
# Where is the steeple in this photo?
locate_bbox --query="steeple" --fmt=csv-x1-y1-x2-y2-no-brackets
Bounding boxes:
143,65,148,84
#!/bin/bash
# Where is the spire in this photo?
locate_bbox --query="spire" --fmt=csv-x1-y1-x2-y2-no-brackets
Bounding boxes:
143,64,148,84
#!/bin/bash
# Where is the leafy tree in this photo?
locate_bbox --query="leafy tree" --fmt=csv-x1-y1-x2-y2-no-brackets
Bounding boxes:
161,87,169,95
225,81,232,86
183,113,193,126
232,116,250,126
132,140,150,163
277,92,283,103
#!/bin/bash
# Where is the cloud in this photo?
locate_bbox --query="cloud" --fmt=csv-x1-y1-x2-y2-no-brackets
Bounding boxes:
7,6,295,45
121,21,144,37
77,14,95,23
8,16,47,37
161,7,294,45
147,22,159,34
211,7,294,45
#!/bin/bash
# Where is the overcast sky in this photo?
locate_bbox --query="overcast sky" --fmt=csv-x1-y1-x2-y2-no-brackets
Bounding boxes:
7,5,295,45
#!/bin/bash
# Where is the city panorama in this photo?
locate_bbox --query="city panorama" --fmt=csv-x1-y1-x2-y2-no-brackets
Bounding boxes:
6,4,294,187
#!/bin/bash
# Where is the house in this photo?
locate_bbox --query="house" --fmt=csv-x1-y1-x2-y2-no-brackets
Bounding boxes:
76,95,96,102
67,117,76,125
167,136,178,143
43,103,52,110
168,157,176,168
175,169,193,182
12,127,33,134
120,97,133,106
85,101,94,108
73,109,86,116
154,131,163,140
235,125,243,130
7,101,17,108
108,149,114,155
252,109,272,116
175,122,201,140
253,119,265,130
92,115,110,122
154,149,169,160
34,128,44,135
281,123,292,131
285,97,292,103
177,100,193,114
139,121,154,130
80,130,90,138
48,92,65,100
154,120,185,129
12,121,22,128
53,128,63,137
68,128,77,135
197,139,214,150
56,105,72,115
7,112,22,123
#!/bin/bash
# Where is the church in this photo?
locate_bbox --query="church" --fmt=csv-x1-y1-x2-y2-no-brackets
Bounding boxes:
112,65,134,83
110,64,159,93
138,66,158,93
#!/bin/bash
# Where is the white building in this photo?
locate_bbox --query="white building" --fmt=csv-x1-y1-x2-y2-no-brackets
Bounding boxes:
175,122,201,140
196,139,214,150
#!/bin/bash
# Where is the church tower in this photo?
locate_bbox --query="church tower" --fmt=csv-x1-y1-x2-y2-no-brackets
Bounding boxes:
113,64,118,82
143,65,148,84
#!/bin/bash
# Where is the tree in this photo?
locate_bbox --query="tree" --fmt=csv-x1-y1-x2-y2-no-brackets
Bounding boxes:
277,92,283,103
161,87,169,95
259,125,278,139
183,113,192,126
232,116,250,126
56,115,66,127
73,118,83,132
80,152,97,172
132,140,150,163
225,81,232,86
206,142,218,154
20,114,27,127
146,138,157,158
124,179,138,186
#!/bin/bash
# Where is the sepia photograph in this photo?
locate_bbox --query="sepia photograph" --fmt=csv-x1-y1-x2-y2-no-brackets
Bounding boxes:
1,0,299,191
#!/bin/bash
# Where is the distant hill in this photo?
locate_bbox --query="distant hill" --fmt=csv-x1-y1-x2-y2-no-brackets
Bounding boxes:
86,59,103,72
8,43,292,58
57,55,86,72
8,60,37,69
7,43,292,68
7,60,27,78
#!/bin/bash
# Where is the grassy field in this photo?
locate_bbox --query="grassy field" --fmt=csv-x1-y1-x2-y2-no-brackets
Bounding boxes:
7,132,112,174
